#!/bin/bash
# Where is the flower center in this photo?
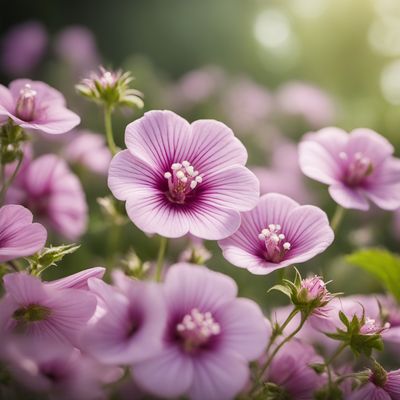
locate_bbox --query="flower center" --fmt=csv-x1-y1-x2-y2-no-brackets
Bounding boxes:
339,151,374,186
15,84,37,121
176,308,220,352
259,224,291,263
164,161,203,204
13,304,51,323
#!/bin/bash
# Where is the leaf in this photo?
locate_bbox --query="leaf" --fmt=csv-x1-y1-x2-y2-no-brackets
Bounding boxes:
346,248,400,301
268,284,292,298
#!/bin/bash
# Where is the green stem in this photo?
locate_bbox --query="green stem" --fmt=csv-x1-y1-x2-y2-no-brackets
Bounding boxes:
326,342,348,389
0,153,23,204
104,105,117,156
330,205,345,232
155,236,168,282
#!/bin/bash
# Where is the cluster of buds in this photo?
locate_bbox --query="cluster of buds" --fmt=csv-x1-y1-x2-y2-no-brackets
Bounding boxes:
76,66,144,109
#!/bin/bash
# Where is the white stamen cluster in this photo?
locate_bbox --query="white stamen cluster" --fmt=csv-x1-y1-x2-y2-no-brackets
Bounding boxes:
16,84,37,121
259,223,291,263
177,308,220,348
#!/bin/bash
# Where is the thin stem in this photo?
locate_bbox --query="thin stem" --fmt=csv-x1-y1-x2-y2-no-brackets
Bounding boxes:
104,105,118,156
155,236,168,282
330,205,345,232
326,342,348,389
0,153,23,204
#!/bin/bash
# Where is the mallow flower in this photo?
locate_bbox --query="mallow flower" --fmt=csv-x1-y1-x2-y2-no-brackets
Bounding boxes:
0,272,96,346
0,79,80,134
299,127,400,210
108,110,259,239
6,154,88,240
46,267,105,290
133,263,268,400
219,193,334,275
0,204,46,262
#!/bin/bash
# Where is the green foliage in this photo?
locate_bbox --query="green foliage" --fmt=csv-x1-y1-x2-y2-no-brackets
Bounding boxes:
346,248,400,301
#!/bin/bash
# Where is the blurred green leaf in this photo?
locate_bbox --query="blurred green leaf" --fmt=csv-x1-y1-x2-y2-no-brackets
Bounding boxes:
346,248,400,301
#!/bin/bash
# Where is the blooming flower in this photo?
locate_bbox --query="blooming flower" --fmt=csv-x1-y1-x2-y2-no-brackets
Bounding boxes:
108,110,260,239
1,21,47,76
219,193,334,275
0,272,96,346
264,340,326,400
83,271,166,364
0,79,80,134
6,154,88,240
299,127,400,210
62,130,112,175
133,263,268,400
0,204,46,262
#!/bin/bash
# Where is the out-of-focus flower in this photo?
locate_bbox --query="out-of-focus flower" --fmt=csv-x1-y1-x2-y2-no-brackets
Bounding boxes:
46,267,105,290
179,237,211,265
275,81,335,128
252,138,314,204
133,263,268,400
0,272,96,346
221,77,273,133
54,25,100,73
299,128,400,211
0,79,80,134
108,110,259,239
76,66,144,109
6,154,88,240
83,271,166,364
1,336,120,400
1,21,47,77
264,340,326,400
0,204,46,262
62,130,112,175
219,193,334,275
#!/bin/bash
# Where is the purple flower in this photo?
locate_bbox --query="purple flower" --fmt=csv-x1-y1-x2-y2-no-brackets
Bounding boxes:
0,272,96,346
133,263,268,400
46,267,105,290
1,336,120,400
219,193,334,275
108,110,259,239
299,127,400,210
0,204,46,262
6,154,88,240
83,271,166,365
275,81,335,128
62,130,112,175
0,79,80,134
265,340,326,400
1,21,47,77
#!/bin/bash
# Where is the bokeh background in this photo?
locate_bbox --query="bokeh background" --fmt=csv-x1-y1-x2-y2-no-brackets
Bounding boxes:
2,0,400,311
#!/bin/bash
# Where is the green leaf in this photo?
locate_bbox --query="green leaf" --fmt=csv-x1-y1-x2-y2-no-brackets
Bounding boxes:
268,284,292,298
346,248,400,301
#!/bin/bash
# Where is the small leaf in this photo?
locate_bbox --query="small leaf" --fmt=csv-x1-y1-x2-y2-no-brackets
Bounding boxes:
268,284,292,298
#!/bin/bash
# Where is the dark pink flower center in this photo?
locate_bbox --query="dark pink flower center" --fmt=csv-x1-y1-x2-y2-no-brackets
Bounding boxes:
340,151,374,186
15,84,37,121
164,161,203,204
176,308,220,353
259,224,291,263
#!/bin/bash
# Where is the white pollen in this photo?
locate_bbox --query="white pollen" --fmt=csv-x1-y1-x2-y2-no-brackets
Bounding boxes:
190,181,198,189
278,234,285,240
269,224,276,231
276,224,281,230
176,171,185,179
258,233,265,240
195,176,203,183
181,177,188,183
262,228,270,236
283,242,291,250
172,163,182,170
271,234,279,243
164,172,172,179
186,166,195,175
182,160,190,167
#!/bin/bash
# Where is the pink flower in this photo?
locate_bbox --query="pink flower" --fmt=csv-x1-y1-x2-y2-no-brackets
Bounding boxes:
0,79,80,134
83,271,166,365
133,263,268,400
275,81,335,128
1,21,47,76
62,130,112,175
0,204,46,262
108,110,259,239
219,193,334,275
1,336,120,400
0,272,96,346
299,128,400,210
6,154,88,240
265,340,326,400
46,267,105,290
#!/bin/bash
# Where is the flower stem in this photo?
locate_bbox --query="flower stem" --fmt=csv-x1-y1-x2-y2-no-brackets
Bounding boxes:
155,236,168,282
104,105,118,156
330,205,345,232
325,342,348,389
0,153,23,204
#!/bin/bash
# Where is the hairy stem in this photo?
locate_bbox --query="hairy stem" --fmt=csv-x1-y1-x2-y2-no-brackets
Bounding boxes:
104,105,118,156
0,153,23,204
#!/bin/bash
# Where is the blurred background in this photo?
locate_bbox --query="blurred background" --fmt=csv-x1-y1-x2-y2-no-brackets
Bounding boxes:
1,0,400,311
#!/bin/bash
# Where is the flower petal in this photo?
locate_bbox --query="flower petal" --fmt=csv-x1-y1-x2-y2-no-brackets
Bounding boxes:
328,183,369,210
